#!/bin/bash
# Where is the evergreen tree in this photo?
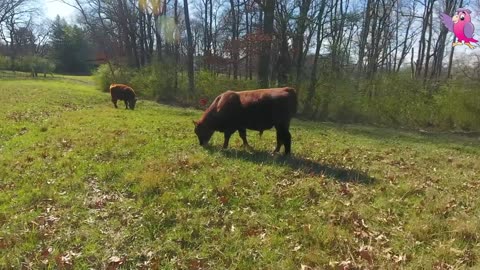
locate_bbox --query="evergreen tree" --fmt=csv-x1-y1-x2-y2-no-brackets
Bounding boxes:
50,16,92,74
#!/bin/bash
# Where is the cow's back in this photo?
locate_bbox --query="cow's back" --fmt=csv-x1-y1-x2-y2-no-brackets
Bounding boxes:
209,87,296,131
238,87,296,128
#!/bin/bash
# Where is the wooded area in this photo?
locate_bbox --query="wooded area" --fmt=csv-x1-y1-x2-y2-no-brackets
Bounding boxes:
1,0,479,130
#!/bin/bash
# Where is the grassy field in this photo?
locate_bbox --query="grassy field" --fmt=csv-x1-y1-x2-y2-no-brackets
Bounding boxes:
0,70,94,85
0,78,479,269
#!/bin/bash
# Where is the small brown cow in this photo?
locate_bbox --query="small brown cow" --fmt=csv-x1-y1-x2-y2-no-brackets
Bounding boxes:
193,87,297,155
109,84,137,110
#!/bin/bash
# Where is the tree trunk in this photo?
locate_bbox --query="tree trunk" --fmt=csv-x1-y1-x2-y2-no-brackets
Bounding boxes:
229,0,239,80
174,0,179,92
245,0,249,80
258,0,275,88
276,1,290,85
294,0,312,86
147,13,154,60
139,11,146,66
209,0,213,62
423,0,434,84
357,0,373,73
305,0,327,115
397,6,414,72
154,15,162,60
184,0,195,93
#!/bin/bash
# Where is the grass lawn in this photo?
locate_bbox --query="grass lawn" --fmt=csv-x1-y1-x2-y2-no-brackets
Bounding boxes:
0,77,479,269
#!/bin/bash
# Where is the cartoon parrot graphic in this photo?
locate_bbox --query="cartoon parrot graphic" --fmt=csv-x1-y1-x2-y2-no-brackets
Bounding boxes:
441,8,478,49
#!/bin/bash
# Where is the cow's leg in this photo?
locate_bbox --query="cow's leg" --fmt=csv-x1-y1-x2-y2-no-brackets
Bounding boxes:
274,127,283,153
238,128,251,149
279,122,292,155
283,128,292,155
124,100,129,109
223,130,234,149
112,99,118,108
275,124,292,155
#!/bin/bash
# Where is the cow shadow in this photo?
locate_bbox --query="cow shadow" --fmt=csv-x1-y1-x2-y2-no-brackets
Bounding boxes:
205,146,375,184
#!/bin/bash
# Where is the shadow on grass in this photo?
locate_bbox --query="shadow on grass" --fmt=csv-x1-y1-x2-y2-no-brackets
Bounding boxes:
205,146,375,185
340,125,480,144
339,125,480,156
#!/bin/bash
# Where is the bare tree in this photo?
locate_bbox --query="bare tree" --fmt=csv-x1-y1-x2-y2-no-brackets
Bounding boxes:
184,0,195,93
304,0,329,115
229,0,239,79
255,0,275,87
274,0,292,85
415,0,436,79
0,0,38,70
293,0,312,85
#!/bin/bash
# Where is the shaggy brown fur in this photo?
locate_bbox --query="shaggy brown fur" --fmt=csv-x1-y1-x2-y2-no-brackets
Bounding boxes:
109,84,137,110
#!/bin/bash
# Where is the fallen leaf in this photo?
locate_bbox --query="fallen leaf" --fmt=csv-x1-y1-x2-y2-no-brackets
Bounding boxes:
301,264,313,270
358,245,374,264
393,253,407,264
339,183,352,197
219,196,229,205
107,255,124,270
109,256,122,263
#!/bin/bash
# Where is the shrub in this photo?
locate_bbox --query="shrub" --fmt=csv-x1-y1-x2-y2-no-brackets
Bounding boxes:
95,64,258,107
91,62,480,132
130,61,180,101
0,54,9,70
194,70,258,103
297,72,480,131
435,85,480,131
93,64,134,92
0,56,55,76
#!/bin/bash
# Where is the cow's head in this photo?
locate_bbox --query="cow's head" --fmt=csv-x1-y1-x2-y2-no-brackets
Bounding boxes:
129,98,138,110
193,120,214,146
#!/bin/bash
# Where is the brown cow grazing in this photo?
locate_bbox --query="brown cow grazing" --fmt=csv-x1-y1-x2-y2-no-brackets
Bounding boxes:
193,87,297,155
109,84,137,110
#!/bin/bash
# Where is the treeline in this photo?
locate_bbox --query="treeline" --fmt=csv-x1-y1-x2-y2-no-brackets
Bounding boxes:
1,0,479,131
0,0,93,75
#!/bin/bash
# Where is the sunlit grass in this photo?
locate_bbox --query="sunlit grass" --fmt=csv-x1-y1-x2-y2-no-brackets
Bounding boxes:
0,77,479,269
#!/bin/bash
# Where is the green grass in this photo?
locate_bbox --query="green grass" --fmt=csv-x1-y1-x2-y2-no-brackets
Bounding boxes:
0,70,33,78
0,70,94,85
1,77,479,269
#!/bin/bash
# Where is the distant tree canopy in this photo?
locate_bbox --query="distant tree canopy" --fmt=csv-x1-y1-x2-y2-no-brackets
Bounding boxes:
49,16,92,74
0,0,479,130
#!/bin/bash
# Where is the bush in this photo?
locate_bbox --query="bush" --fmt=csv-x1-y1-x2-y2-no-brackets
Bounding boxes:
130,61,179,101
194,70,258,102
28,56,56,76
435,85,480,131
91,62,480,132
0,56,55,76
95,64,258,107
298,72,480,131
93,64,135,92
0,54,9,70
